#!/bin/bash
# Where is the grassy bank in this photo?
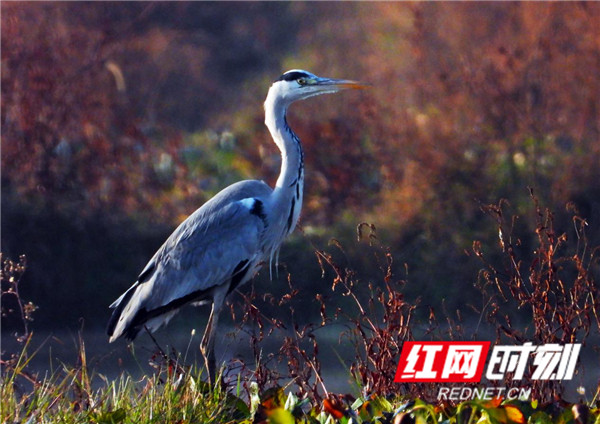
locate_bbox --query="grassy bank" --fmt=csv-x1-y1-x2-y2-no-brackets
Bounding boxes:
2,197,599,423
2,336,599,423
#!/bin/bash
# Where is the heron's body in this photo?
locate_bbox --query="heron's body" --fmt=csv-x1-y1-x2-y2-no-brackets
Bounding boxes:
106,179,273,340
107,70,364,378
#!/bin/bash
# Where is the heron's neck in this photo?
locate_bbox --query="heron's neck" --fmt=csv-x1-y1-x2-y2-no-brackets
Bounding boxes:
264,100,304,192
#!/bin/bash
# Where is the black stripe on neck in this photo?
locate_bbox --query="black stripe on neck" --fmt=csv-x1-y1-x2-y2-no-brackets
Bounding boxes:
282,113,304,185
286,197,296,233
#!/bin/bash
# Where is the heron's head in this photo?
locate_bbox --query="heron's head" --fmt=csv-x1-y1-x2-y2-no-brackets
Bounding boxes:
266,69,366,107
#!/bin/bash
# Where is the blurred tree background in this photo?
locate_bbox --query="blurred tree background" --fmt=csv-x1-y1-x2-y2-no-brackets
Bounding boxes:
2,2,599,334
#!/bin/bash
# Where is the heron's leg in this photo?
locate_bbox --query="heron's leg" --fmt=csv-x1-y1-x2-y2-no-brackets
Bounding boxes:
200,286,226,384
200,303,219,382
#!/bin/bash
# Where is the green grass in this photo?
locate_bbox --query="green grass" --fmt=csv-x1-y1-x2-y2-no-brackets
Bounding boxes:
2,334,600,424
1,334,248,423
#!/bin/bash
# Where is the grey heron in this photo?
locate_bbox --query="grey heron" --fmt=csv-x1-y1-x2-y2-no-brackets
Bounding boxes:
106,69,365,379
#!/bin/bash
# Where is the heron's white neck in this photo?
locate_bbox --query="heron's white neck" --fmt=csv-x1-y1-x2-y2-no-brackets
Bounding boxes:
264,93,304,191
263,88,305,246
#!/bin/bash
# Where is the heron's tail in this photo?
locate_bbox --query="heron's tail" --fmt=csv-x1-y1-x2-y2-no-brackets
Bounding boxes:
107,281,178,343
106,283,141,342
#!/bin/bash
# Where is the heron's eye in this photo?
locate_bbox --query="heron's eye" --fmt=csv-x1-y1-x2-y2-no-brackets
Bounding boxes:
297,78,307,86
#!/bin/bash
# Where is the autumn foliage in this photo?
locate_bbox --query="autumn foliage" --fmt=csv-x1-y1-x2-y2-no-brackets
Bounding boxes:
4,2,599,221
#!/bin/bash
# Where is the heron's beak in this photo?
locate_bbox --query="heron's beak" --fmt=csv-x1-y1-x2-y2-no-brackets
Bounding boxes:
315,78,369,91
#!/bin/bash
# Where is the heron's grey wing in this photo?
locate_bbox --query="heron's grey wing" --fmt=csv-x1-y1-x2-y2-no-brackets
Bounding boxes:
144,198,268,309
107,180,272,341
145,179,273,302
122,178,273,304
